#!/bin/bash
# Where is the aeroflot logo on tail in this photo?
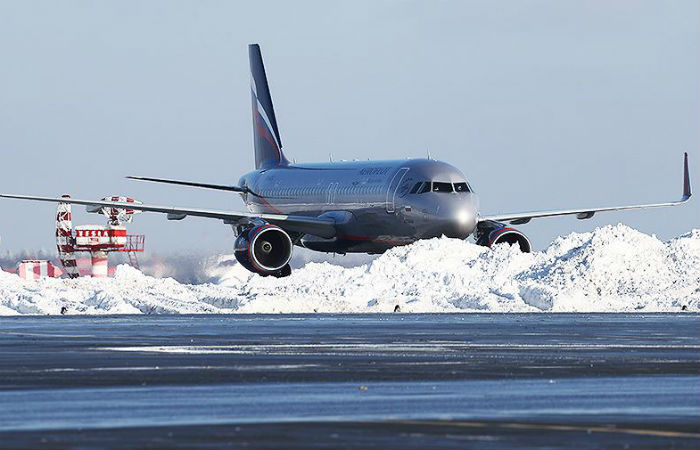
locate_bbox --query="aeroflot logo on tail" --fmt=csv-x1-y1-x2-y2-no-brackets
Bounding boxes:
251,78,281,153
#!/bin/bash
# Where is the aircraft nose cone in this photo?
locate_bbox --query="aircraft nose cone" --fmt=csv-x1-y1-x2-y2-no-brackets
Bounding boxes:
438,194,479,239
456,209,474,227
452,207,477,235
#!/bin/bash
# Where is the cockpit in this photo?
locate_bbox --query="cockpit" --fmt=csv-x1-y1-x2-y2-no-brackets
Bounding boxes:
409,181,472,194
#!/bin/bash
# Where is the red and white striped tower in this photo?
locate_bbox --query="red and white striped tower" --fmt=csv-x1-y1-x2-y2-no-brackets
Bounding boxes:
90,251,109,278
74,225,127,277
55,195,80,279
53,195,145,278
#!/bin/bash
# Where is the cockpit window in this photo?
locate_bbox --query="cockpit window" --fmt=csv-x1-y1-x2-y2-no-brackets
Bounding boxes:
432,182,453,193
454,182,471,193
417,182,431,194
410,181,471,194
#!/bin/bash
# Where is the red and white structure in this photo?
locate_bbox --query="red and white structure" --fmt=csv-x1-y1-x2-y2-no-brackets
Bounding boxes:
54,195,145,278
56,196,79,278
17,260,62,280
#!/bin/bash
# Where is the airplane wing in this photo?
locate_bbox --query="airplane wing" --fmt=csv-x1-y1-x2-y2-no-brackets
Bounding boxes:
481,153,692,225
0,194,338,238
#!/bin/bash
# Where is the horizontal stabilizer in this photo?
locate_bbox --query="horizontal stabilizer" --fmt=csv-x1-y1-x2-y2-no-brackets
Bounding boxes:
126,176,247,193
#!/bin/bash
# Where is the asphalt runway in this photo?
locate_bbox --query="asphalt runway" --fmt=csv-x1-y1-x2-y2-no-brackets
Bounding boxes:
0,314,698,449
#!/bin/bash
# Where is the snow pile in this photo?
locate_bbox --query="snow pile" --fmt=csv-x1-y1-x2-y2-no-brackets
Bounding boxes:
0,224,698,315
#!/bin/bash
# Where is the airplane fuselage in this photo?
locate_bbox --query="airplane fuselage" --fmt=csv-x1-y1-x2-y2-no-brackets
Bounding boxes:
239,158,480,253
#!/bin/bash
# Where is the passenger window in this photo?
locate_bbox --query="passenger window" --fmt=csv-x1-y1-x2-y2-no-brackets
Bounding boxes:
432,182,453,193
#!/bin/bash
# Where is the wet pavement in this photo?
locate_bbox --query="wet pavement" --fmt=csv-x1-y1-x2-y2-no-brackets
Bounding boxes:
0,313,698,449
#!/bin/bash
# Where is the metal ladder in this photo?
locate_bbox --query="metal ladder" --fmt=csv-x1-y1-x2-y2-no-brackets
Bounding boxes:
126,251,140,270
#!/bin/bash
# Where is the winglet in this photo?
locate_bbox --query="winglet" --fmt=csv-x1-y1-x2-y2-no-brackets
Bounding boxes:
682,152,692,201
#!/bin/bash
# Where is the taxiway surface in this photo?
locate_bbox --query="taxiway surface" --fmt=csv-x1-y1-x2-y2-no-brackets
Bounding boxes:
0,314,698,449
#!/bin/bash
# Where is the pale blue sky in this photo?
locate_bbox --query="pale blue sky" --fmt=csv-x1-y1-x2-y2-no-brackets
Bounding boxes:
0,0,698,253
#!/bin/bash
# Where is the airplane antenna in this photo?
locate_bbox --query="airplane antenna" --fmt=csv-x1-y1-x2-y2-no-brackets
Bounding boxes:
329,153,334,162
426,147,432,160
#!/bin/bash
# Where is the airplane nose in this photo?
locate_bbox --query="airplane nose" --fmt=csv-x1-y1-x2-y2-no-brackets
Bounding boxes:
459,193,479,224
453,206,477,233
437,194,479,239
456,209,473,227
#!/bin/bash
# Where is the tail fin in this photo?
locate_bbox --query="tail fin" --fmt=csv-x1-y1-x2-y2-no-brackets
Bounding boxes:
249,44,289,170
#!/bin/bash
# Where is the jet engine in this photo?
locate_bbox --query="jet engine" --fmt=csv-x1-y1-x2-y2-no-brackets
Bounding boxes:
475,220,532,253
234,223,293,277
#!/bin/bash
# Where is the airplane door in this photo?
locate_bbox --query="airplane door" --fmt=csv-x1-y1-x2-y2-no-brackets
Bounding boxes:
386,167,409,213
326,182,339,205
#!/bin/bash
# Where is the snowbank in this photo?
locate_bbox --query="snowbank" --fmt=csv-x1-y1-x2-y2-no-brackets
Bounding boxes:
0,224,698,315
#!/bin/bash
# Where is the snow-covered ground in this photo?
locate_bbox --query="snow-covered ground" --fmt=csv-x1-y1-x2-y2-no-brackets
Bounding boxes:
0,224,698,315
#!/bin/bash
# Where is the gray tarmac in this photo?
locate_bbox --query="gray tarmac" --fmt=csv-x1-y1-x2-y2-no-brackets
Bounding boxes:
0,313,698,449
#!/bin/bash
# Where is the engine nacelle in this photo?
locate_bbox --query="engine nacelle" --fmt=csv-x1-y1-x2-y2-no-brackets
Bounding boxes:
234,223,293,277
475,220,532,253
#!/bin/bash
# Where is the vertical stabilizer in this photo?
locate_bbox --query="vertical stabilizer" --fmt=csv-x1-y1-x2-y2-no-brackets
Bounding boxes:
249,44,289,170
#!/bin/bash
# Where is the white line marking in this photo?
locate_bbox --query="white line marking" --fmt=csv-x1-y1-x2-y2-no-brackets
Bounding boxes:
99,342,700,354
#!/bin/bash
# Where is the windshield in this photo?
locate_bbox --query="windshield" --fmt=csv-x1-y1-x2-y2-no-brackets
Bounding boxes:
409,181,472,194
432,182,453,193
454,182,471,193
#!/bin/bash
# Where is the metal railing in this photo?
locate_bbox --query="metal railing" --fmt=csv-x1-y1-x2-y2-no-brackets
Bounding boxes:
118,235,145,252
